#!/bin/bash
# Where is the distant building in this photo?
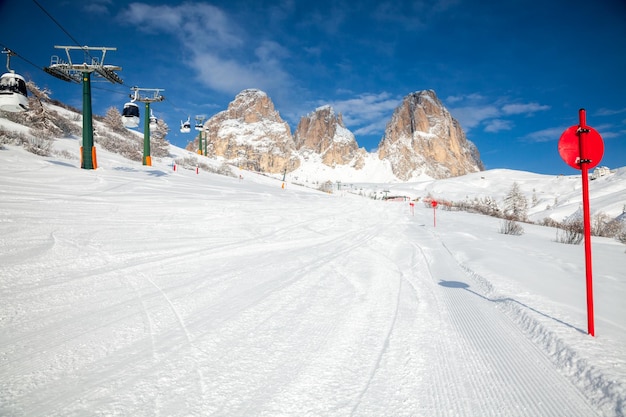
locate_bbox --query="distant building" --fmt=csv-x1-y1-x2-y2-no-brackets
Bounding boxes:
591,166,611,180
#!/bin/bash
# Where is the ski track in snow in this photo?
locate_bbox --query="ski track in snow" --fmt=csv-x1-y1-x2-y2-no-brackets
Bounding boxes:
1,154,623,416
409,232,599,417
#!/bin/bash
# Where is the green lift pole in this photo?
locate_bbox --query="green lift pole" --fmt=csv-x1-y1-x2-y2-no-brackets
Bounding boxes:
43,46,122,170
195,115,206,155
143,102,151,166
130,87,164,166
81,71,95,169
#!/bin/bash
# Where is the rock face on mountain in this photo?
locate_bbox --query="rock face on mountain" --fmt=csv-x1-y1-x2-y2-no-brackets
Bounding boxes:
191,89,300,173
377,90,484,180
189,88,483,181
294,105,366,169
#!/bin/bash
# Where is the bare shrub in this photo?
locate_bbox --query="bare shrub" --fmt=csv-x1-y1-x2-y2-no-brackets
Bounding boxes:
556,219,584,245
500,219,524,235
173,157,235,177
52,149,77,160
318,180,334,193
612,216,626,245
216,162,235,177
591,211,625,238
25,132,53,156
457,196,500,217
97,134,142,162
0,127,28,145
540,217,561,228
53,114,81,137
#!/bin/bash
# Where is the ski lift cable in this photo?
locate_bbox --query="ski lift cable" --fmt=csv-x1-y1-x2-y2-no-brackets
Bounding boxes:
0,42,198,131
31,0,95,62
7,0,192,121
0,43,126,99
8,0,197,125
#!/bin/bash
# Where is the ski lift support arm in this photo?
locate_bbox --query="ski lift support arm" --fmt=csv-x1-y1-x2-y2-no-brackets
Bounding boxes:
44,45,123,84
130,86,165,103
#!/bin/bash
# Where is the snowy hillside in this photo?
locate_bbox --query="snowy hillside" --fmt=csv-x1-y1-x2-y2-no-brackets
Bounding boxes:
1,132,625,416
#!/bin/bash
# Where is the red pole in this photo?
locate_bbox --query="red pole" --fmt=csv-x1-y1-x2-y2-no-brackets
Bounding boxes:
578,108,595,336
433,206,436,227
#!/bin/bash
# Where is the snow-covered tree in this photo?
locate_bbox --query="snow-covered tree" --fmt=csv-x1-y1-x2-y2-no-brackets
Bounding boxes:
150,119,170,157
103,106,126,133
503,182,528,221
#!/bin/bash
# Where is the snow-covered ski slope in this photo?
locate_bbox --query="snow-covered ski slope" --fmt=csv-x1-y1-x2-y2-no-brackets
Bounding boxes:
1,139,625,416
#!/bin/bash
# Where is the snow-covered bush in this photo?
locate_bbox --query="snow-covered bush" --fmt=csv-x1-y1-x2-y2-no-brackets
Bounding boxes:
26,130,53,156
97,133,142,162
500,219,524,236
592,211,625,239
455,196,500,217
556,218,584,245
173,157,234,177
0,126,28,146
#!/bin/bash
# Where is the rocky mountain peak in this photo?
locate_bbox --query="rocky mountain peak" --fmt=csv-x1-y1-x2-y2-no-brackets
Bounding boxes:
227,89,281,124
294,105,365,168
189,89,299,174
187,88,483,181
377,90,484,180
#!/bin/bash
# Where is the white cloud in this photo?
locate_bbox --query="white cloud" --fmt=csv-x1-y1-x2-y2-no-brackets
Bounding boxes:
445,93,484,104
117,2,292,96
502,102,550,115
484,119,513,133
520,127,567,143
118,3,183,33
594,107,626,116
83,0,112,14
328,92,401,133
447,94,550,133
448,105,500,130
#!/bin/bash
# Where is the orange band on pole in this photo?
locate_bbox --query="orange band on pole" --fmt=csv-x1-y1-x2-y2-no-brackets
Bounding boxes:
92,147,98,170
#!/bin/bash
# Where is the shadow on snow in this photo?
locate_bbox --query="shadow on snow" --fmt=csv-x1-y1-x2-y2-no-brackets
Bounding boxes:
438,280,586,334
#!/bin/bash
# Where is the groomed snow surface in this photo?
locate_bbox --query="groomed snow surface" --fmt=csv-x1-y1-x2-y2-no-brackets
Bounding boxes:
1,139,625,417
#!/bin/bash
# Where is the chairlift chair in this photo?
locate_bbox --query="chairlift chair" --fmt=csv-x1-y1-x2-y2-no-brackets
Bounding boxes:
180,116,191,133
149,109,158,132
0,72,28,112
121,102,140,128
0,49,28,112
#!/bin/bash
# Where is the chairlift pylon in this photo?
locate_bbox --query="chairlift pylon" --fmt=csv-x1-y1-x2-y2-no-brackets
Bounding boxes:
0,49,29,113
195,115,206,131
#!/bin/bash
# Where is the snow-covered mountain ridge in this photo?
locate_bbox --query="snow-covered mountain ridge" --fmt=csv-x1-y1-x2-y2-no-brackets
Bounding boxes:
189,89,483,180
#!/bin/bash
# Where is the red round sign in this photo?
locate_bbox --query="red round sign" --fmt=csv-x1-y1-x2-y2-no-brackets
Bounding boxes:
558,125,604,170
431,200,438,208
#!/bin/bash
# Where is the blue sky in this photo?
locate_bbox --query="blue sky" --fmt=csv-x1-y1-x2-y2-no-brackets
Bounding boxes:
1,0,625,175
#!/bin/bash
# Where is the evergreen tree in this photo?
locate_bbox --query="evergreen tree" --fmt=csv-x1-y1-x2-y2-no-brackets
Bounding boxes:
503,182,528,221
